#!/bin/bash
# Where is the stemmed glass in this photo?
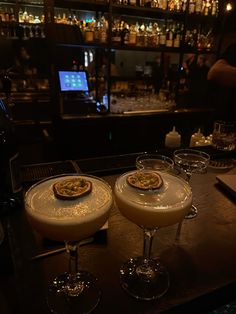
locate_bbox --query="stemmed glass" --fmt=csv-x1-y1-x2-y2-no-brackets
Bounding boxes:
114,169,192,300
136,153,174,173
24,174,113,314
173,149,210,239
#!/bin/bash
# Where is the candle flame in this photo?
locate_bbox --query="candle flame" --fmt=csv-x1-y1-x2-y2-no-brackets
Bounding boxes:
226,2,232,11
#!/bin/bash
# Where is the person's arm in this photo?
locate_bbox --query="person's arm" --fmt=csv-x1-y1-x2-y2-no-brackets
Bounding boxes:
207,59,236,86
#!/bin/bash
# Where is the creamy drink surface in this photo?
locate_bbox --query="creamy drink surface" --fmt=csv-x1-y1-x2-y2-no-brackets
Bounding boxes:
114,170,192,228
25,175,113,241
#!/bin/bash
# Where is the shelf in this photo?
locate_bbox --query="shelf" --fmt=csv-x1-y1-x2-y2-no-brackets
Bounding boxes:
54,0,109,12
111,3,185,20
57,42,109,49
111,45,182,52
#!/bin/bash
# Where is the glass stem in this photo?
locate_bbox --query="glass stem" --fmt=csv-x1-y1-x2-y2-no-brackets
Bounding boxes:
185,171,192,182
65,241,84,297
143,228,158,260
66,241,78,276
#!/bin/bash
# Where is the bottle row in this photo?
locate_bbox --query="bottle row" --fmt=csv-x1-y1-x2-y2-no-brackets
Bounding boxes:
82,18,214,50
0,0,218,27
0,13,213,51
0,6,44,24
113,0,219,16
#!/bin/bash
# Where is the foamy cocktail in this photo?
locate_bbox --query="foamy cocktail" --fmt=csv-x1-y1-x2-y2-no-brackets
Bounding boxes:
25,174,113,242
114,170,192,229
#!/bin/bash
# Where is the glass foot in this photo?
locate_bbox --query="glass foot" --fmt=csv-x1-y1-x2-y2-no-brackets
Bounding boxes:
120,257,169,300
185,204,198,219
47,271,101,314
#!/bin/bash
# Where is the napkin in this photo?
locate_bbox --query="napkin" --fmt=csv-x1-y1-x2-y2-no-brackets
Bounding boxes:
216,170,236,198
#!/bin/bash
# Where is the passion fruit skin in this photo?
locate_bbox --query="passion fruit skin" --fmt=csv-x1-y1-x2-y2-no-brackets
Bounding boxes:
126,171,163,190
53,178,92,200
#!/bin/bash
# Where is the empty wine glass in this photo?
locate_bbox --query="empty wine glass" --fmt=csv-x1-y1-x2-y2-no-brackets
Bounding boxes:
114,170,192,300
136,153,174,173
25,174,113,314
174,149,210,240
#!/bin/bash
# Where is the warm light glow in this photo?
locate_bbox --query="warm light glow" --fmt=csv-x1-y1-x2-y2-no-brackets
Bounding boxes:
226,2,232,11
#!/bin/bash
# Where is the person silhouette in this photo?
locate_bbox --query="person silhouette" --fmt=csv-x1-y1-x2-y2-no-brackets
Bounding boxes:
207,43,236,121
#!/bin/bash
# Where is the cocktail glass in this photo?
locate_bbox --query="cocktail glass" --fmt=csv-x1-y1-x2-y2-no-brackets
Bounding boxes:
173,149,210,240
136,153,174,172
114,170,192,300
25,174,113,314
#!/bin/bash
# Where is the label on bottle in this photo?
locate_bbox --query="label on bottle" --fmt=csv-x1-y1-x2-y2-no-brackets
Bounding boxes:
99,30,107,43
173,38,180,47
189,1,195,13
159,34,166,46
129,32,137,45
166,39,173,47
85,30,94,42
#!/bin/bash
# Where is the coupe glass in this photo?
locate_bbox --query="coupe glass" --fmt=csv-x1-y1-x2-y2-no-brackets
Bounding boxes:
173,149,210,240
114,170,192,300
24,174,113,314
136,153,174,173
174,149,210,218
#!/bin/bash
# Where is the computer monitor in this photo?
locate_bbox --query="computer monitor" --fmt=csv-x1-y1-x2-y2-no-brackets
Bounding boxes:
58,70,89,92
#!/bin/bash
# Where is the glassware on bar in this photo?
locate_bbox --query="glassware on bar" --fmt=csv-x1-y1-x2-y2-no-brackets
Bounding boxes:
173,149,210,240
136,153,174,172
114,169,192,300
25,174,113,314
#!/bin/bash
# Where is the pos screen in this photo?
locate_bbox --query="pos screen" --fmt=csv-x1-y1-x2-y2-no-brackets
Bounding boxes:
58,71,89,92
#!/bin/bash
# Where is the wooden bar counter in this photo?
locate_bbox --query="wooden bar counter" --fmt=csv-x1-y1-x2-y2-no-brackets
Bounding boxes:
1,150,236,314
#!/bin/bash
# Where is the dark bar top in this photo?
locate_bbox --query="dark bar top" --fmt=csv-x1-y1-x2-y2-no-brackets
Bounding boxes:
1,149,236,314
59,107,215,121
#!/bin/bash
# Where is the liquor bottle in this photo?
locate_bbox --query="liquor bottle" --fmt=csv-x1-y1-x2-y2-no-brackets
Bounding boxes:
84,22,94,43
98,15,108,44
151,0,158,8
128,23,137,46
138,0,145,6
111,19,122,46
189,0,196,13
168,0,175,11
195,0,202,13
166,23,173,47
173,23,181,48
159,25,166,46
0,98,22,215
136,22,142,46
4,7,9,22
203,0,211,15
211,0,218,15
144,0,152,7
121,22,130,45
182,0,187,11
152,22,160,47
160,0,168,10
0,6,5,22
